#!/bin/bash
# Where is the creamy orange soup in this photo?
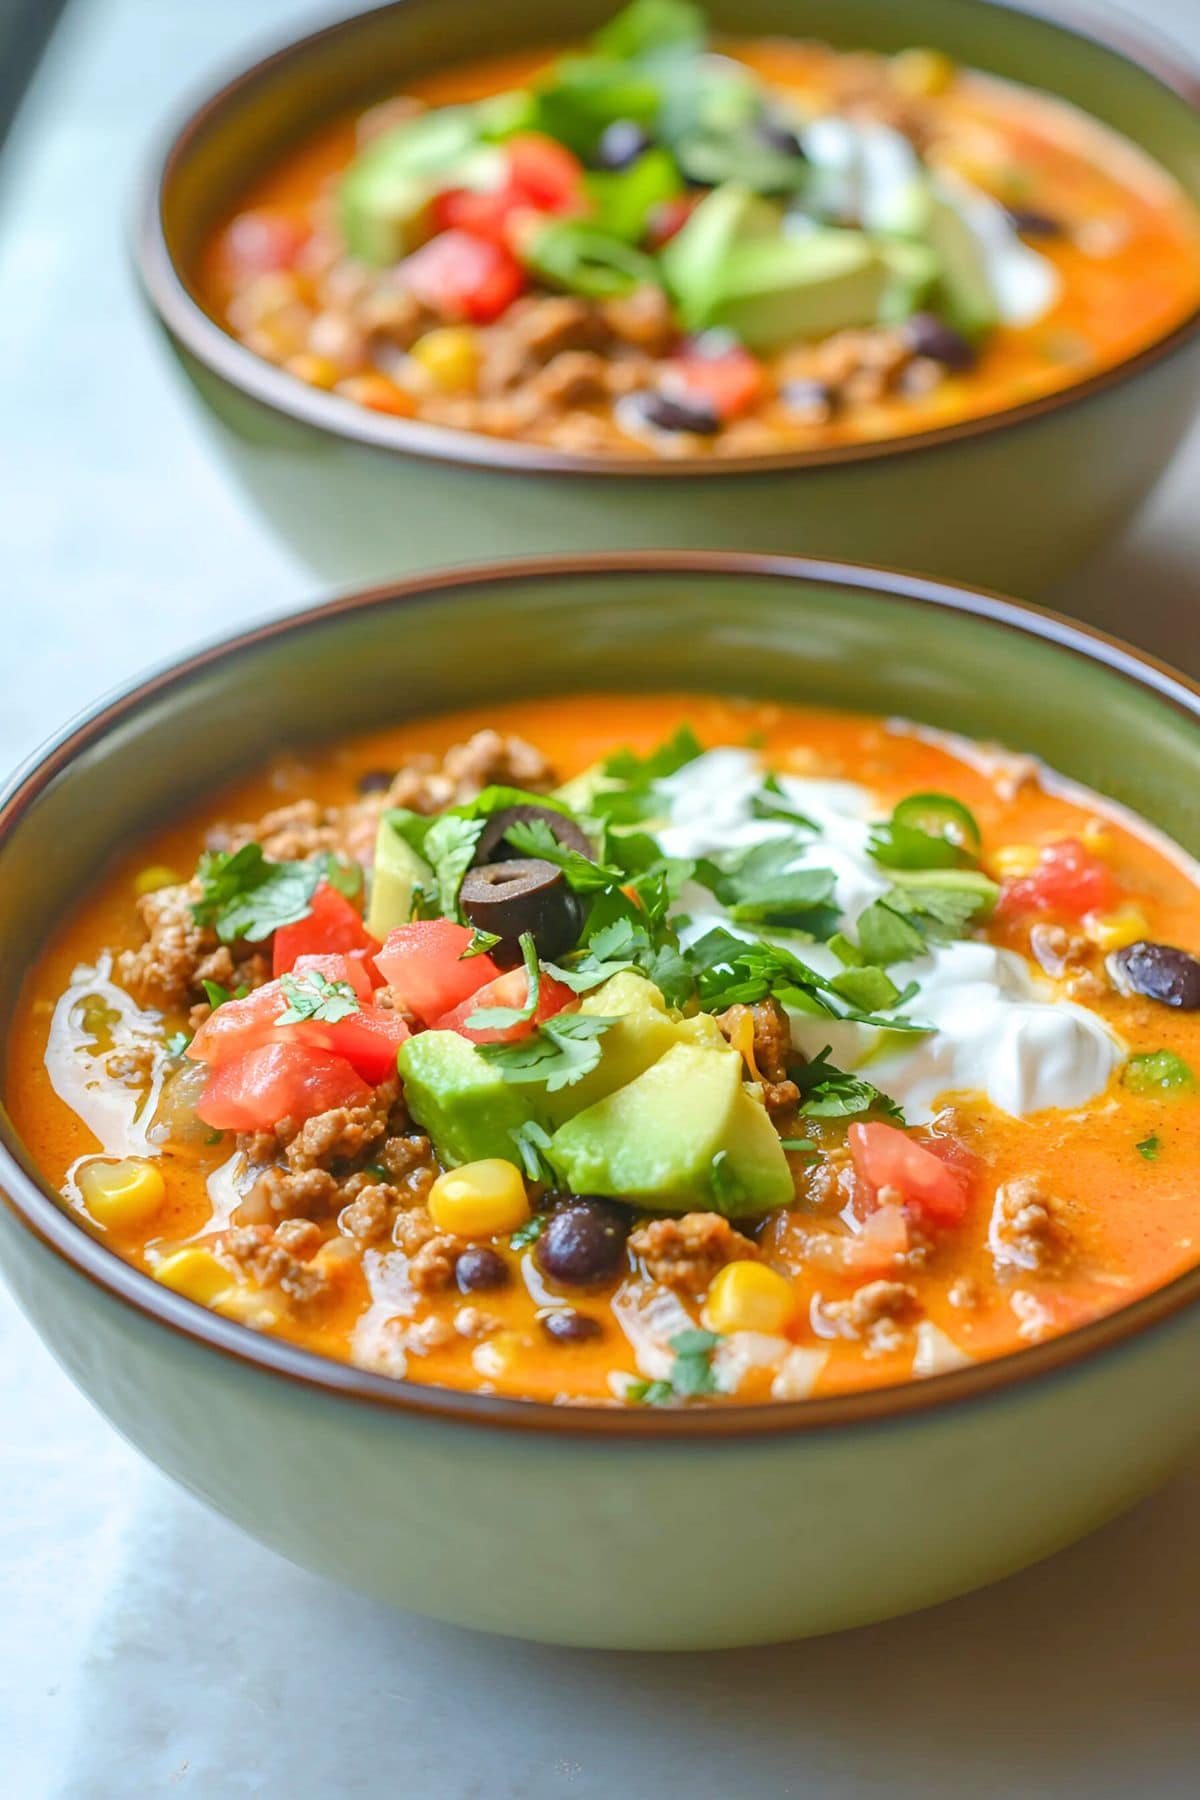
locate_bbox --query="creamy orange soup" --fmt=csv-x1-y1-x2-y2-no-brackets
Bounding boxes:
10,694,1200,1406
197,6,1200,457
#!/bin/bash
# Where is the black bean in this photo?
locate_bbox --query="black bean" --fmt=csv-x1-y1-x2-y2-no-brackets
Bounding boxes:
595,119,653,170
780,377,835,419
757,117,807,159
1108,941,1200,1010
541,1308,604,1344
357,767,394,794
1007,207,1063,239
535,1198,630,1286
902,312,976,371
630,389,722,435
456,1246,510,1293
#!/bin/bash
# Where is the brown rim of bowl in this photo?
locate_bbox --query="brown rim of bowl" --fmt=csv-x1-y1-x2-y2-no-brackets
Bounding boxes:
134,0,1200,481
3,550,1200,1438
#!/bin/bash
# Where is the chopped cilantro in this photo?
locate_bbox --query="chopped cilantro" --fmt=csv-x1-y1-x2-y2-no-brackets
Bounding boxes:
626,1377,675,1406
163,1029,192,1059
629,1328,721,1404
692,838,839,933
191,844,327,943
421,814,486,919
503,817,626,891
274,967,360,1027
510,1211,549,1249
509,1120,558,1186
320,853,364,902
201,978,240,1012
794,1045,904,1121
683,927,926,1034
749,774,817,831
547,913,694,1009
1136,1133,1161,1161
828,965,902,1013
1123,1051,1195,1096
464,933,541,1030
778,1137,819,1156
476,1013,619,1092
461,927,502,960
856,874,998,966
590,725,704,824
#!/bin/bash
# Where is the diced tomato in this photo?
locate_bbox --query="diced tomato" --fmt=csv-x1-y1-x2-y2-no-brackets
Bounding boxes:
222,210,309,275
400,230,526,323
667,342,764,419
188,954,372,1067
315,1005,410,1084
435,966,576,1045
996,838,1120,921
434,134,585,243
504,134,585,211
646,193,699,248
848,1122,972,1227
374,920,502,1025
196,1042,371,1132
272,882,378,979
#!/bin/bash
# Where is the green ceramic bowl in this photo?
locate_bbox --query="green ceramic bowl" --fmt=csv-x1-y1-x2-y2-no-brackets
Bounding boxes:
2,553,1200,1649
136,0,1200,597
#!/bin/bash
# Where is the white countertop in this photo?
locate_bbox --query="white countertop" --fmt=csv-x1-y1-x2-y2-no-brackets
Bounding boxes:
1,3,1198,1794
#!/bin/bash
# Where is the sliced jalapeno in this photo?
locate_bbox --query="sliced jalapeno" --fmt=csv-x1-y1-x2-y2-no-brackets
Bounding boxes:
892,793,982,854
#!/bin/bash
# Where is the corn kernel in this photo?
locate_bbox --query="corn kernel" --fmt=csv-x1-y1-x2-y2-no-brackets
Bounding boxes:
153,1247,235,1307
284,351,340,389
214,1287,280,1330
1083,904,1149,952
78,1157,166,1230
703,1261,797,1336
134,864,180,896
891,47,956,97
992,843,1040,879
1080,819,1113,855
428,1160,530,1238
410,326,480,393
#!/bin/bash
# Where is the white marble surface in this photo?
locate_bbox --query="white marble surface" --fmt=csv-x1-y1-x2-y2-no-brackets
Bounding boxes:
1,2,1198,1794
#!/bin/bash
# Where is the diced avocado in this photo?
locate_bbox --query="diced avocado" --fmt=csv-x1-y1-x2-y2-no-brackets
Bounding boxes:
923,194,999,340
544,971,681,1123
365,814,432,940
660,183,781,331
877,238,939,323
338,108,480,266
549,1041,793,1218
700,230,889,351
398,1031,539,1168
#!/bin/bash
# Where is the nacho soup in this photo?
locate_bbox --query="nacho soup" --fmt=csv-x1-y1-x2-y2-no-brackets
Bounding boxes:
199,0,1200,457
11,693,1200,1408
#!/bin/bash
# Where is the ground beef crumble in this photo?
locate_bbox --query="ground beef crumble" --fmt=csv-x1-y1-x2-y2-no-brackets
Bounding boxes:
989,1177,1073,1275
629,1212,760,1296
716,997,800,1117
821,1280,921,1354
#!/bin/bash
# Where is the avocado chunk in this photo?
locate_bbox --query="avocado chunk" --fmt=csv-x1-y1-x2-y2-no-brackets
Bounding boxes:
339,108,480,265
877,238,939,323
699,230,889,351
365,814,433,941
660,183,781,332
549,1041,794,1217
544,971,683,1124
399,1031,539,1168
922,194,999,340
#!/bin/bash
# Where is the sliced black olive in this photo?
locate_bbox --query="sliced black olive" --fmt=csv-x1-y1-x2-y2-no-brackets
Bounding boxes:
534,1199,631,1286
1108,941,1200,1010
595,119,653,170
629,389,722,435
459,858,583,965
902,312,976,372
1006,207,1063,239
473,803,593,867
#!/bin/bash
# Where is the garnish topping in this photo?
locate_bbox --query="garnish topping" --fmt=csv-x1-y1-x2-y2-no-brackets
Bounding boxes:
476,1013,620,1091
192,846,359,944
275,968,361,1027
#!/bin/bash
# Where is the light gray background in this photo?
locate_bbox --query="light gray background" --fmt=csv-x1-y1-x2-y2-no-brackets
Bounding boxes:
1,3,1198,1795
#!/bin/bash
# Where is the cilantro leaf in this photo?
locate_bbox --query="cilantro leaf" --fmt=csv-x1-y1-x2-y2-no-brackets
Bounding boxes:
693,839,839,933
164,1029,192,1059
778,1137,819,1155
510,1212,550,1248
856,875,998,966
319,853,364,902
591,725,704,824
461,927,502,960
422,815,486,919
201,978,241,1011
274,968,360,1027
465,933,541,1030
828,965,902,1013
1136,1133,1161,1161
191,845,325,943
627,1327,721,1405
503,817,626,891
749,774,817,830
509,1120,559,1186
476,1013,619,1092
794,1045,904,1121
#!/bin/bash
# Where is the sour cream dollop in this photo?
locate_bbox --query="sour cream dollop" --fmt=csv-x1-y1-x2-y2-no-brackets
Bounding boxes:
653,748,1123,1122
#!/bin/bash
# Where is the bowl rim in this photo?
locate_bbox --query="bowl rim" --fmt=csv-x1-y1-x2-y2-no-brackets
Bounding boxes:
134,0,1200,482
3,548,1200,1439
